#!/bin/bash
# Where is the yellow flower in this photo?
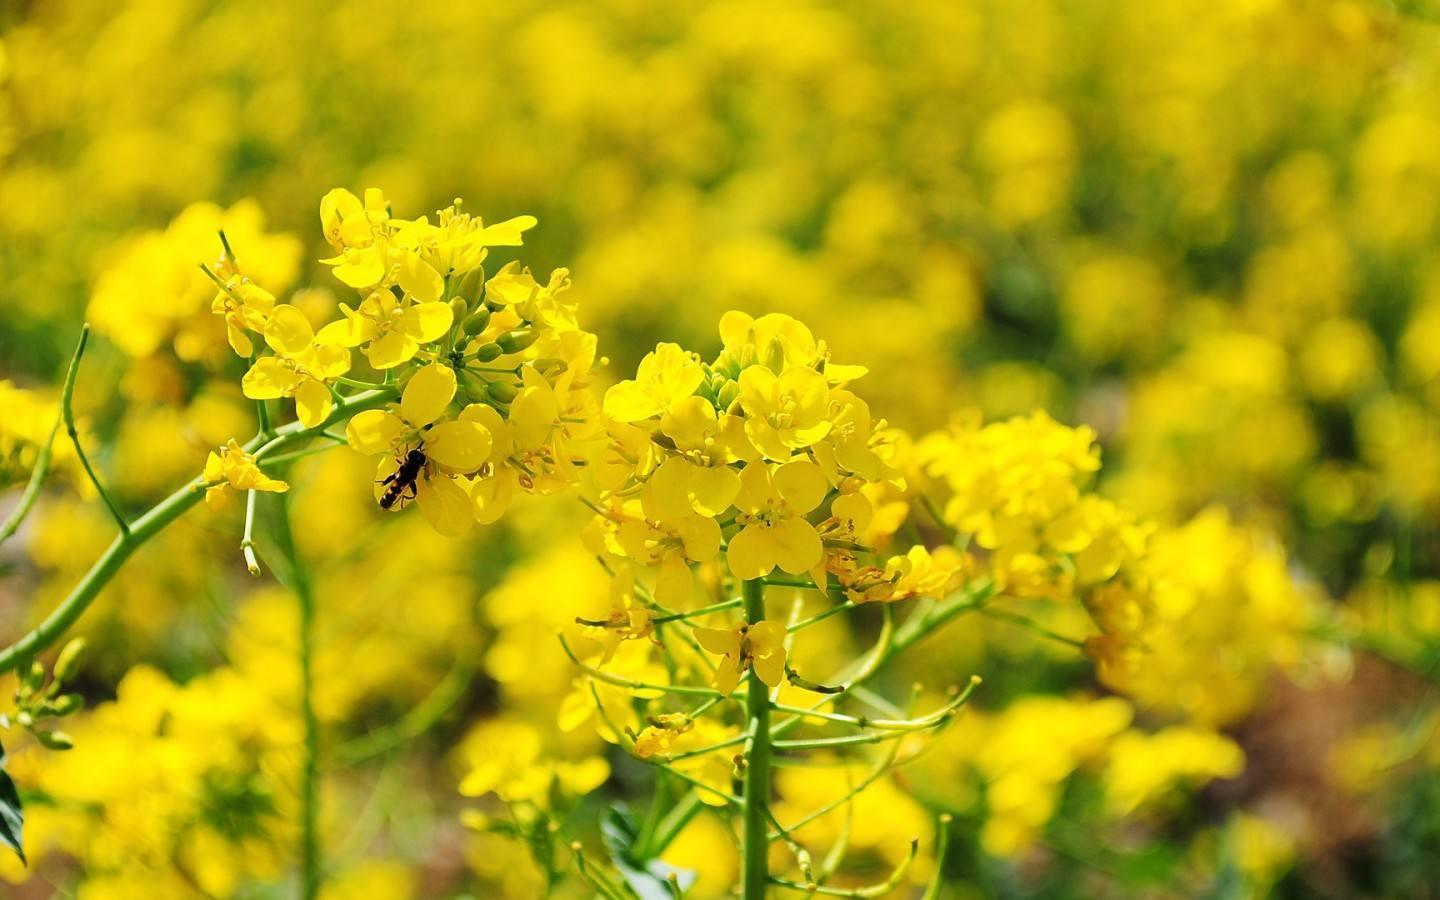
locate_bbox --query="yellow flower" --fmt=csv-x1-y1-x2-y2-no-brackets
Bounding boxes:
738,364,832,460
241,305,352,428
320,187,389,249
603,342,706,423
727,460,829,580
201,440,289,512
344,364,493,535
693,620,787,695
315,291,454,370
210,279,276,357
632,713,694,759
578,566,656,664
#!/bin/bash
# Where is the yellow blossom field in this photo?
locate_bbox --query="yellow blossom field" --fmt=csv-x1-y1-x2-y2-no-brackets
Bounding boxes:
1,1,1438,898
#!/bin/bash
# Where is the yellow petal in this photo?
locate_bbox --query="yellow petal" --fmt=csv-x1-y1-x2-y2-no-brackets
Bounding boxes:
693,626,739,656
401,364,456,426
426,420,493,472
733,462,771,514
752,649,786,688
366,329,420,370
712,659,742,696
676,515,721,562
748,620,787,655
226,322,254,358
461,403,512,461
346,409,405,455
331,248,386,288
417,475,472,537
775,460,828,514
294,378,332,428
399,301,454,343
398,253,444,303
511,383,559,451
738,366,779,417
655,555,696,608
263,304,315,357
473,215,538,246
641,457,693,526
242,357,300,400
471,469,516,525
727,523,774,580
769,517,823,575
603,380,662,423
688,465,739,517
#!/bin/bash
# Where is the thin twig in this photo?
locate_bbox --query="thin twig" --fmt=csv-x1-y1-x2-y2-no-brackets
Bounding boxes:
61,326,128,533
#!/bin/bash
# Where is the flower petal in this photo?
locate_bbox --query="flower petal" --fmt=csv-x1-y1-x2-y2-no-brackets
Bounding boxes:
242,357,300,399
752,648,786,688
775,460,828,514
398,253,444,303
693,627,739,656
399,301,454,343
417,475,472,537
688,465,740,517
402,364,457,426
366,330,420,370
426,420,493,472
769,517,823,575
294,378,332,428
263,304,315,357
346,409,405,455
727,522,775,580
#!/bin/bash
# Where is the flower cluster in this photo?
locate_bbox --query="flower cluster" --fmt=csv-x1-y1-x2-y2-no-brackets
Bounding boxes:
207,189,604,536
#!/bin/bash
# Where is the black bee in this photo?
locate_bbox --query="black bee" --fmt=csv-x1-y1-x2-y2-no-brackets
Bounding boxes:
379,446,427,510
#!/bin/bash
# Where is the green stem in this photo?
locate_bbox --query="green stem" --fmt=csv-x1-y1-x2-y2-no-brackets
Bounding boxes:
241,489,262,576
640,790,703,859
0,387,397,675
270,496,321,900
61,325,128,534
740,578,771,899
0,395,65,547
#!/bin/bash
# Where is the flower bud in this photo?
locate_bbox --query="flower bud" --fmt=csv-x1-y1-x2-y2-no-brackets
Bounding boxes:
498,329,537,354
487,380,518,404
462,307,492,336
460,371,491,404
761,336,785,372
716,380,741,411
454,266,484,304
473,342,503,362
54,638,87,684
20,660,44,698
45,694,83,717
37,730,74,751
448,297,469,324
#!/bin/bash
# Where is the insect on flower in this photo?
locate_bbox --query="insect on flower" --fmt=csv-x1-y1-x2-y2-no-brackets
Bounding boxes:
378,443,428,510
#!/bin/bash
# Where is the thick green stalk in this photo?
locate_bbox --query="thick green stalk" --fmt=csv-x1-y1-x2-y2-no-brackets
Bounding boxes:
271,497,321,900
0,387,396,675
740,578,771,898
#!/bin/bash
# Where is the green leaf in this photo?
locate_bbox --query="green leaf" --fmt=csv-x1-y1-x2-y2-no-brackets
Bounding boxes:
601,804,694,900
0,738,25,865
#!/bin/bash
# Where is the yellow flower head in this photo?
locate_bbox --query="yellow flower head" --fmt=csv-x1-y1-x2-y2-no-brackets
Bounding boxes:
201,439,288,512
694,619,787,695
727,460,829,580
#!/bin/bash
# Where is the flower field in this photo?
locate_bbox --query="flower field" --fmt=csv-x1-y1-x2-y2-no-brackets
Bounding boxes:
1,1,1439,897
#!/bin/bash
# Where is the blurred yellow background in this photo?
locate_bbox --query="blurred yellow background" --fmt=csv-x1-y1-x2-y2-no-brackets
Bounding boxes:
2,0,1440,897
